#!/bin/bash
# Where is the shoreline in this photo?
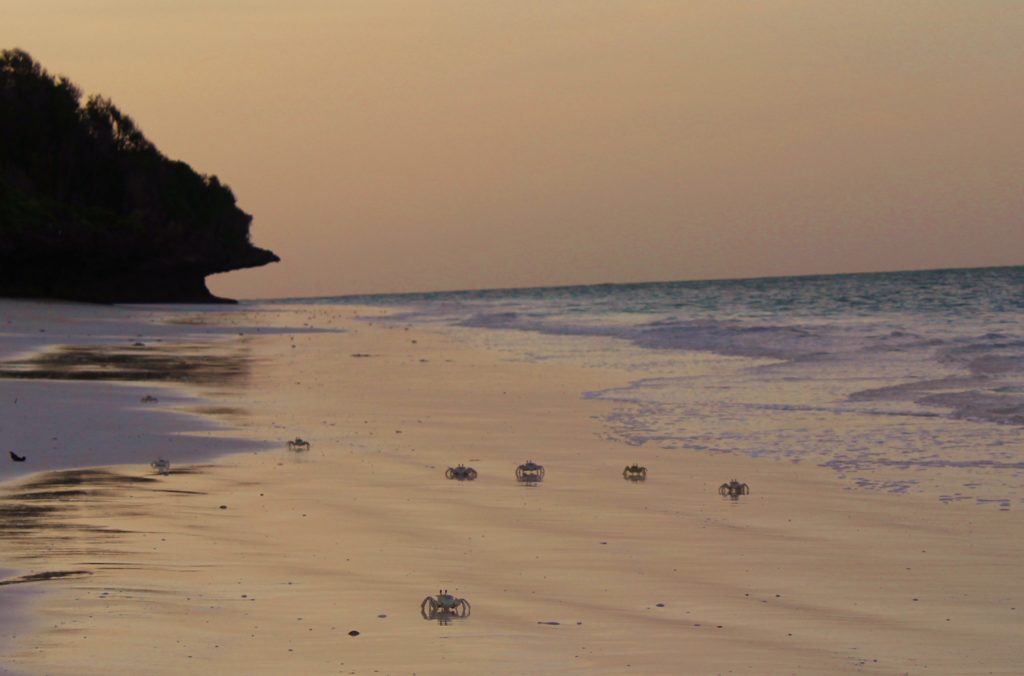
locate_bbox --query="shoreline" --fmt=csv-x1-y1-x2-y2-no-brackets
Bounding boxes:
1,301,1022,673
0,300,281,673
0,299,334,482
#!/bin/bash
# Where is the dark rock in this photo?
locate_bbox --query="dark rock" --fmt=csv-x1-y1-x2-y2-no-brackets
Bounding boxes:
0,49,278,303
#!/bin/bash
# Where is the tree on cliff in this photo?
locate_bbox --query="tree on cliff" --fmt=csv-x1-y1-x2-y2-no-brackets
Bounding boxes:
0,48,278,302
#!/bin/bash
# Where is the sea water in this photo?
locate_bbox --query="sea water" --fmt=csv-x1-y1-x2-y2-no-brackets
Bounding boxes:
283,266,1024,509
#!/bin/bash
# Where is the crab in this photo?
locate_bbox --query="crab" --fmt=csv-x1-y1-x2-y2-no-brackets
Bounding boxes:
622,464,647,481
719,479,750,497
515,460,545,483
421,589,471,621
445,464,478,481
287,438,311,451
140,395,159,403
151,458,171,475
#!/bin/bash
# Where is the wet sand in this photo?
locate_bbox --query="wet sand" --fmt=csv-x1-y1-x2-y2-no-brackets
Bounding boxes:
0,575,38,676
1,301,1023,674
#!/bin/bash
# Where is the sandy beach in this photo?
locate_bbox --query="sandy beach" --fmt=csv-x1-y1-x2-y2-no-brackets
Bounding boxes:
1,300,1023,675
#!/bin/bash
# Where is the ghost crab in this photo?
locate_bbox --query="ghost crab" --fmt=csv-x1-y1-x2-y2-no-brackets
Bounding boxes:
445,464,478,481
719,479,750,498
151,458,171,476
515,461,545,483
421,589,471,621
287,438,311,452
622,464,647,481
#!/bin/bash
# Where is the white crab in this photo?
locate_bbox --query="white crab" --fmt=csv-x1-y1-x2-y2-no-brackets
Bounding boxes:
445,464,478,481
421,589,471,620
515,461,545,483
151,458,171,475
622,464,647,481
719,479,750,497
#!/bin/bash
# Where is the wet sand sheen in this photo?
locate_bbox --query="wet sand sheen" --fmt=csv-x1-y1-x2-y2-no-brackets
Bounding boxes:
0,302,1022,674
0,571,36,676
0,301,282,484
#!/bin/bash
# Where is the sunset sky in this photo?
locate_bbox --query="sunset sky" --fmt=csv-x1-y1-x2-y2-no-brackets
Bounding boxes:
5,1,1023,298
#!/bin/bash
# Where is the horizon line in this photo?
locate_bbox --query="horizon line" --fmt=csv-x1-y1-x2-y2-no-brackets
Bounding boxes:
254,262,1023,304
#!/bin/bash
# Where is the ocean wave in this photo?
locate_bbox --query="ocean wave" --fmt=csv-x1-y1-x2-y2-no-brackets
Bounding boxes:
916,391,1024,425
335,268,1024,433
461,311,523,328
631,319,821,359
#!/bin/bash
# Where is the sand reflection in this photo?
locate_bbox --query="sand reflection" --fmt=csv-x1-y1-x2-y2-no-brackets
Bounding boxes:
0,343,250,385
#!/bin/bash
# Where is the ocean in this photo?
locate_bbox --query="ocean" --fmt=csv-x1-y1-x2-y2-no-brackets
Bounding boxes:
282,266,1024,510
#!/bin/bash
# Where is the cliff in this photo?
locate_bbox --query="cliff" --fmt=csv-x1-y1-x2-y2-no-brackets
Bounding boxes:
0,49,279,303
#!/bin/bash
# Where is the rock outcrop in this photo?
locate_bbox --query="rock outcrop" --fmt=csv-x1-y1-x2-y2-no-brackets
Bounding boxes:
0,49,279,303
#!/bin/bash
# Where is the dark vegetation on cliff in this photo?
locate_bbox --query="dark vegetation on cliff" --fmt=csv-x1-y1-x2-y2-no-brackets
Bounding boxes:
0,49,278,303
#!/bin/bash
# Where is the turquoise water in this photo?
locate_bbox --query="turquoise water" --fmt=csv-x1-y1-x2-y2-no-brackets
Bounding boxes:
279,266,1024,508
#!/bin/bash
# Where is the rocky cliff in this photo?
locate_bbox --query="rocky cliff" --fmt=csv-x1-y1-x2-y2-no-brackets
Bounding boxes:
0,49,279,303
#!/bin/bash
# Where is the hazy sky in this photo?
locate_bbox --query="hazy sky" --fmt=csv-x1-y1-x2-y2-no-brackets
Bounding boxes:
5,1,1023,298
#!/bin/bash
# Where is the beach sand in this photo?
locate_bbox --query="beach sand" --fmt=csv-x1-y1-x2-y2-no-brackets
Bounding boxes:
1,302,1023,675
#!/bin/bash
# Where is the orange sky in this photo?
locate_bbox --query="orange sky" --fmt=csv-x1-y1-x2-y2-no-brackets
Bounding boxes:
5,1,1023,298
